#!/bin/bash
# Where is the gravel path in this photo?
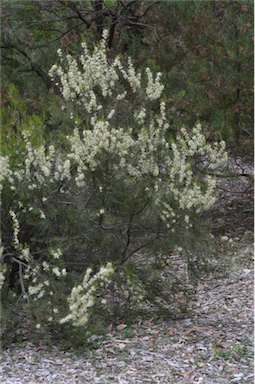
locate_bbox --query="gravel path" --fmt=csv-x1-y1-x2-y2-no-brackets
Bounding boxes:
0,242,253,384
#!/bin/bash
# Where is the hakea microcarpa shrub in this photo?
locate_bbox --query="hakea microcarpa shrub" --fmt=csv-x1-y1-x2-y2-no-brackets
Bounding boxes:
0,30,227,330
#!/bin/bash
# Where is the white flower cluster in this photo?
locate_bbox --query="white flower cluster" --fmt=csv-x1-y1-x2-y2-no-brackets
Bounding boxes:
0,242,5,290
7,210,31,266
21,132,72,187
115,57,141,93
119,272,145,307
66,103,170,183
52,266,67,277
4,209,66,303
6,133,72,192
49,31,119,113
134,109,146,125
49,29,164,123
9,210,20,248
28,280,45,299
156,124,228,229
0,156,14,191
145,68,164,101
179,125,227,169
0,271,5,290
68,123,134,176
26,248,66,302
51,248,62,260
60,262,114,327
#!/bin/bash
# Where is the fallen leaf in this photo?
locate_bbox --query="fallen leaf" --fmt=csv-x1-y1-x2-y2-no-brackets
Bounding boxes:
183,355,194,360
181,369,194,377
116,324,127,331
105,347,115,354
125,370,134,375
184,327,204,335
169,328,174,336
114,339,135,343
160,346,172,351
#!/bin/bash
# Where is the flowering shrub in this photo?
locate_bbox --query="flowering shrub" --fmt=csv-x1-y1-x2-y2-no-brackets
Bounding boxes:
0,31,227,339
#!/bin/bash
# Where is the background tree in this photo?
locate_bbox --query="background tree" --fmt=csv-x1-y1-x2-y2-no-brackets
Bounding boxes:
1,0,253,156
133,0,254,154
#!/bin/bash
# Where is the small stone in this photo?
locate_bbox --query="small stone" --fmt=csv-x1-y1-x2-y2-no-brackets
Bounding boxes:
117,343,126,350
116,324,127,331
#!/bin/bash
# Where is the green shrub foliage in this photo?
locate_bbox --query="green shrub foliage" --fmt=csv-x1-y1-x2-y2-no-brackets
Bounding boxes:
0,33,227,340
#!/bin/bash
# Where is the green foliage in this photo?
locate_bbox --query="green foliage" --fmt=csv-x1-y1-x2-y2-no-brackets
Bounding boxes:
213,341,250,362
1,84,45,158
0,289,19,347
116,1,253,153
103,0,117,7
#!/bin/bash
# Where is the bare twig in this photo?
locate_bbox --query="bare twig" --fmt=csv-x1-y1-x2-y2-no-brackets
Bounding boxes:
11,257,29,301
